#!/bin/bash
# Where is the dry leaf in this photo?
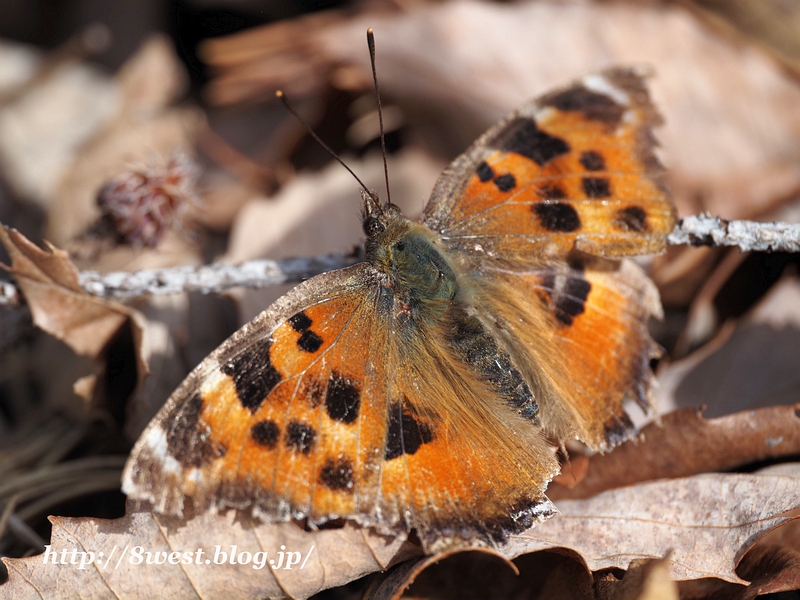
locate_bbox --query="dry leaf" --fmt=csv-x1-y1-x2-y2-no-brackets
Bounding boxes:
0,225,149,415
366,470,800,597
5,468,796,598
507,470,800,584
678,532,800,599
1,503,419,599
369,549,595,600
0,225,142,360
548,404,800,501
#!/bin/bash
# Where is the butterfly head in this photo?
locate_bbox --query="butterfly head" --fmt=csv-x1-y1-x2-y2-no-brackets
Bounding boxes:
361,189,402,256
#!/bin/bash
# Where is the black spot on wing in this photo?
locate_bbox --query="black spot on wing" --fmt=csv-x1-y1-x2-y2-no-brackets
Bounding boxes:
288,311,312,332
542,85,625,126
384,400,435,461
583,177,611,199
615,206,649,232
476,161,494,182
251,420,280,449
297,330,323,353
221,338,281,413
554,276,592,326
580,150,605,171
537,185,566,200
288,311,324,353
325,374,360,424
319,457,354,491
285,421,316,454
493,173,516,192
167,394,226,468
534,203,581,232
496,118,570,166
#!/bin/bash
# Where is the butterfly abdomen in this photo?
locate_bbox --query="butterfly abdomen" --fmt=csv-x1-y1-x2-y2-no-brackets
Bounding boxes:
445,308,538,420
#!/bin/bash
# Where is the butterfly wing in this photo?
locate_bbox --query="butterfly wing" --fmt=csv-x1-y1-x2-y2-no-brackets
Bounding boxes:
423,68,674,451
472,256,662,452
423,67,676,260
123,263,558,550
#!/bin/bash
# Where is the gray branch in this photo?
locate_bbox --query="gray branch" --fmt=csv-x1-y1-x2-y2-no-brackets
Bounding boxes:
667,214,800,253
80,253,362,299
1,215,798,305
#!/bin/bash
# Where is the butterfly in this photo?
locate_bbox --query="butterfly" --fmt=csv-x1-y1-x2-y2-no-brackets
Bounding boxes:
122,67,677,552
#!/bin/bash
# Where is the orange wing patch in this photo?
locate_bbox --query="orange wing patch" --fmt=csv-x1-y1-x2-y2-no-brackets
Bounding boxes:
124,274,559,549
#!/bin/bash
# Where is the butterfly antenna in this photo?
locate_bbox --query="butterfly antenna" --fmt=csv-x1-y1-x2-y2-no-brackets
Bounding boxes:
366,28,392,209
275,90,377,204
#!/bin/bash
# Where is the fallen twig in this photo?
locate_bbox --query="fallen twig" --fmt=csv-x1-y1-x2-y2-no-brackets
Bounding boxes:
666,214,800,253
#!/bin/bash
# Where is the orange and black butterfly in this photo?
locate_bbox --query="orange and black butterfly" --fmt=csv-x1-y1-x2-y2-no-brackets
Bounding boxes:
123,67,676,552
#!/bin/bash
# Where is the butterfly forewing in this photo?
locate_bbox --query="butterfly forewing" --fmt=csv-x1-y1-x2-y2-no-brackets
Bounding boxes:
122,265,378,518
424,68,677,260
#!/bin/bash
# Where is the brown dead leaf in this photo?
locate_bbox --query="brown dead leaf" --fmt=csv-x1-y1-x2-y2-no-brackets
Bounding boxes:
548,404,800,501
368,470,800,598
0,225,142,360
0,225,149,415
678,537,800,599
1,502,419,599
369,549,594,600
1,465,797,597
507,469,800,584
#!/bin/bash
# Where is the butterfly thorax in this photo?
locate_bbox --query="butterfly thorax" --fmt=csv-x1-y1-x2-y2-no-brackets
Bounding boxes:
363,197,458,323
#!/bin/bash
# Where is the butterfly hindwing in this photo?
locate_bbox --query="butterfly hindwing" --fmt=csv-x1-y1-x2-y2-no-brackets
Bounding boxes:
424,67,677,260
472,255,661,452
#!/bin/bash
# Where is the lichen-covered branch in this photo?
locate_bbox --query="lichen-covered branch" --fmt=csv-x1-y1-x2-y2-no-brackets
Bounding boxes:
79,253,361,299
1,216,799,305
667,214,800,253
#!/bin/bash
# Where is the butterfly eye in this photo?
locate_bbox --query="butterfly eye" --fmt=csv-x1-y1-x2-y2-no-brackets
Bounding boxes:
363,217,384,237
395,242,405,252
